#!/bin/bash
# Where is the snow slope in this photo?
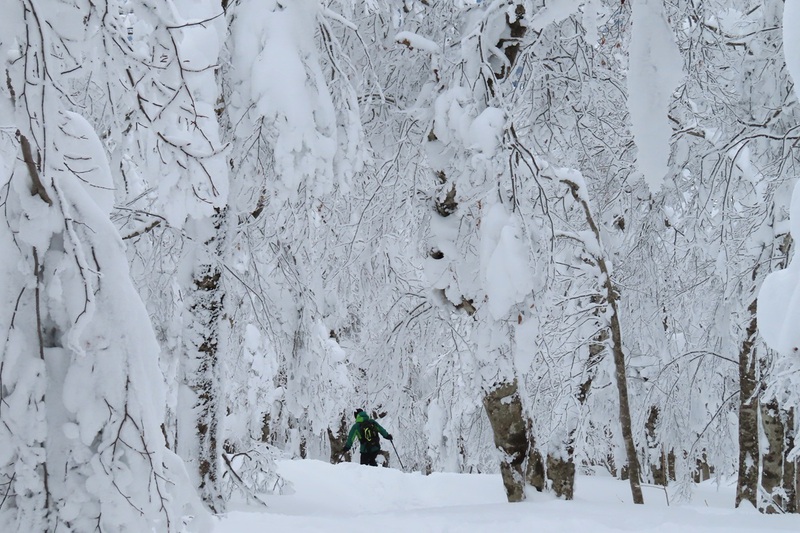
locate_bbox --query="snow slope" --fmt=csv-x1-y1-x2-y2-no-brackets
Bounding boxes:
216,459,800,532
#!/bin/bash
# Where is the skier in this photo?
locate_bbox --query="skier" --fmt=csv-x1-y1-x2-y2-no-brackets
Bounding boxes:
342,408,393,466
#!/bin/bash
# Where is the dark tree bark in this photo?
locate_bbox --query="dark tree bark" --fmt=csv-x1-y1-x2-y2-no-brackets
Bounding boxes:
191,263,224,512
608,300,644,504
546,455,576,499
328,414,350,464
180,211,226,513
526,447,546,492
737,235,795,512
646,406,667,486
483,380,529,502
760,402,798,513
693,454,712,483
761,398,784,513
736,298,760,509
783,409,798,513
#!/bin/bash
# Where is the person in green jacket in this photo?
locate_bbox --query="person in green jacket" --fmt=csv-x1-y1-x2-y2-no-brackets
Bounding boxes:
343,408,393,466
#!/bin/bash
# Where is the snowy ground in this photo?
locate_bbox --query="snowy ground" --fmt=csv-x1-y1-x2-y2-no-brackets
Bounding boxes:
215,459,800,532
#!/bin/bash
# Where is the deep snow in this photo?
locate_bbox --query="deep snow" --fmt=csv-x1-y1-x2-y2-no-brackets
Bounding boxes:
215,459,800,532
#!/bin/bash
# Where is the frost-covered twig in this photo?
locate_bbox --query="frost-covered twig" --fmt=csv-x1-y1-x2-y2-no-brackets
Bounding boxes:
221,453,268,508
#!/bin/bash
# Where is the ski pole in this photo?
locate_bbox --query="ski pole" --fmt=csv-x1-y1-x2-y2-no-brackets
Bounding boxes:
389,440,405,471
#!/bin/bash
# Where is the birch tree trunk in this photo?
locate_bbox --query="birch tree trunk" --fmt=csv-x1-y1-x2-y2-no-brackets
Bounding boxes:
761,398,784,513
483,380,530,502
760,401,798,513
608,283,644,504
646,406,668,486
738,233,793,511
526,446,547,493
178,211,227,513
783,409,798,513
736,298,760,509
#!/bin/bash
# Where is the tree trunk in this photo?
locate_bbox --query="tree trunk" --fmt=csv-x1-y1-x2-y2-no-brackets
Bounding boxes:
693,454,712,483
526,447,546,492
760,402,798,513
329,414,350,464
190,263,224,512
546,454,576,499
562,178,643,504
596,256,644,503
483,380,529,502
783,408,798,513
607,289,644,504
761,398,784,513
777,241,797,513
178,212,226,513
646,406,668,486
736,299,759,509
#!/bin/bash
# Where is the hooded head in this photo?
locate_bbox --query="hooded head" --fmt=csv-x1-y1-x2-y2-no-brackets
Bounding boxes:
354,408,368,422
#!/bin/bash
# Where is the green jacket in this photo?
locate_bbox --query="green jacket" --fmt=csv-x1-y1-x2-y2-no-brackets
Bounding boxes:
344,412,390,453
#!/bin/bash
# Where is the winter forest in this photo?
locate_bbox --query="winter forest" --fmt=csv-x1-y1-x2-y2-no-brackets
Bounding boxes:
3,0,800,530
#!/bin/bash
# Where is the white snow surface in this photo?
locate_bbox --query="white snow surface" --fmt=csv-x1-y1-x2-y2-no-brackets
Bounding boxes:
627,0,684,193
395,31,439,53
215,459,800,532
529,0,583,31
758,182,800,355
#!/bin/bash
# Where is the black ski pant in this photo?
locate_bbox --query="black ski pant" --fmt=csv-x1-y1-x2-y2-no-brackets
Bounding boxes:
360,449,380,466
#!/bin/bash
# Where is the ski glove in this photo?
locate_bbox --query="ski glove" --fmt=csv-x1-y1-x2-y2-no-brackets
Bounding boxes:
386,434,393,441
343,446,351,453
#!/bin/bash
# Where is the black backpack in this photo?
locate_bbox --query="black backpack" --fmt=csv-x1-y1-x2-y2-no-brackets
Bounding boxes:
360,420,380,446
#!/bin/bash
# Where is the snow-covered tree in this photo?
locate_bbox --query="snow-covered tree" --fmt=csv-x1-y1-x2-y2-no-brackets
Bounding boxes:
0,0,208,529
219,0,368,464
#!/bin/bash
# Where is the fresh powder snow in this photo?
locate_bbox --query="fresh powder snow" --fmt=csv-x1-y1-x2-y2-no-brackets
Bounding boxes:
758,182,800,355
215,459,800,532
